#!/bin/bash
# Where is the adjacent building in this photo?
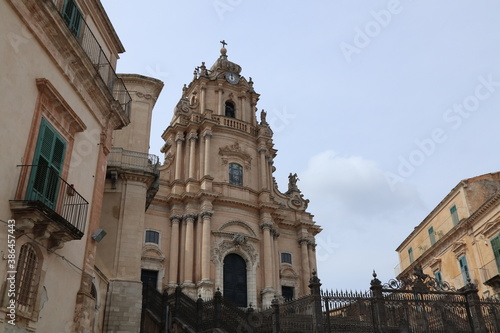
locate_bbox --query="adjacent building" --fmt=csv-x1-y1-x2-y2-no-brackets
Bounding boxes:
395,172,500,298
0,0,161,332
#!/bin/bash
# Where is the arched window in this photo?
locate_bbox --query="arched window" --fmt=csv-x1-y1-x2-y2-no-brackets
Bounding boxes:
225,101,235,118
229,163,243,186
145,230,160,244
16,243,41,315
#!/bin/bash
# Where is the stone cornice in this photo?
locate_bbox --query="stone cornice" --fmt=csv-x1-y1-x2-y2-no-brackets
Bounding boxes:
119,74,164,100
82,0,125,54
120,171,157,187
7,0,129,130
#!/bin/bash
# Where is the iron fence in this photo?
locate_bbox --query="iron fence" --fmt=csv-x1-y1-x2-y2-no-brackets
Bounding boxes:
141,269,500,333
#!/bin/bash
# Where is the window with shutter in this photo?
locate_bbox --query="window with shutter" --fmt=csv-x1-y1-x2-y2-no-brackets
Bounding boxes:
408,247,414,264
491,234,500,273
458,255,470,284
27,119,66,209
428,226,436,245
62,0,83,37
450,205,459,225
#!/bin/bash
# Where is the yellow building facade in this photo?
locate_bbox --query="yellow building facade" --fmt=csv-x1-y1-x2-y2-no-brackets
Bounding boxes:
396,172,500,298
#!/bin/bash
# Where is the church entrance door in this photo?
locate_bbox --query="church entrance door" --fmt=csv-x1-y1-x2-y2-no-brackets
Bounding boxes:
223,253,247,307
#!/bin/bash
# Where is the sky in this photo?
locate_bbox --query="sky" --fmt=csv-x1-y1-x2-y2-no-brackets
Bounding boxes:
101,0,500,292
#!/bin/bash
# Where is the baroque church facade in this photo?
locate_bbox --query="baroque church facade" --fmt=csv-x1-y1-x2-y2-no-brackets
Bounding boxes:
94,44,322,331
145,44,321,308
0,0,320,330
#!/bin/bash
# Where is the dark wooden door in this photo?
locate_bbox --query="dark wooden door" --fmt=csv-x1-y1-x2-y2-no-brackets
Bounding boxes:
223,253,247,307
141,269,158,288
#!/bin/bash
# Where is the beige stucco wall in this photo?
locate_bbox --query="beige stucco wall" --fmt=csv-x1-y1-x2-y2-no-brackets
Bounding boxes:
0,0,129,331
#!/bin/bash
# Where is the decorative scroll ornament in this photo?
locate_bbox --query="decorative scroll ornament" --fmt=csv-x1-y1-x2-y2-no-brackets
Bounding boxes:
164,151,174,167
382,266,456,292
174,96,195,115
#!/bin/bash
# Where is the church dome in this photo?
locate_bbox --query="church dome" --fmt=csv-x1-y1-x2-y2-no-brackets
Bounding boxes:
209,43,242,78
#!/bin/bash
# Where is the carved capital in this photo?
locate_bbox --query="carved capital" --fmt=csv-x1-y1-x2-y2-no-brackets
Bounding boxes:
170,214,183,223
188,132,198,141
260,221,273,231
200,210,214,219
298,237,310,246
175,131,185,143
184,213,198,222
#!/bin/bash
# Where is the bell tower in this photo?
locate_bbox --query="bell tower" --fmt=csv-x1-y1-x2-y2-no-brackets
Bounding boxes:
145,42,321,308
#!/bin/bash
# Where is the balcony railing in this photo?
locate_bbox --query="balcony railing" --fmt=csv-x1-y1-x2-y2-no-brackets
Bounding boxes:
51,0,131,119
108,148,160,209
10,165,89,240
108,148,160,174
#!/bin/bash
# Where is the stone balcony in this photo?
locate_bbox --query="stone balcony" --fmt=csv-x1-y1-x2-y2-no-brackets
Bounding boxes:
10,165,89,249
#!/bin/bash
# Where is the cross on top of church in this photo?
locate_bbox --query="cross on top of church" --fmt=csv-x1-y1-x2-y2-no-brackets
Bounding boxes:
220,40,227,48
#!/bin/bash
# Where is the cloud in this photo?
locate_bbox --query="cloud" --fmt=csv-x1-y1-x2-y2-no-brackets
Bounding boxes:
300,150,424,223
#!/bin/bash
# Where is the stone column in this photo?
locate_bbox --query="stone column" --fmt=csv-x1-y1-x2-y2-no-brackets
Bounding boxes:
179,217,187,283
203,130,212,176
200,83,206,113
272,229,280,291
174,133,185,180
217,84,223,115
168,214,182,288
259,147,268,189
299,238,311,295
188,131,198,179
308,240,316,275
183,213,197,296
261,221,276,306
197,210,214,299
239,94,246,122
200,211,214,281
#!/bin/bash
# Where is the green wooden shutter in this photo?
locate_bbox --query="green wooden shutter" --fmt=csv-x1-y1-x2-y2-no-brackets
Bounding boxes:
458,255,470,284
491,234,500,272
27,119,66,209
450,205,459,225
62,0,83,37
428,227,436,245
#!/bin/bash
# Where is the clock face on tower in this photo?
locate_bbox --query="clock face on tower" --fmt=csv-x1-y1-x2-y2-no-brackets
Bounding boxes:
225,72,239,84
